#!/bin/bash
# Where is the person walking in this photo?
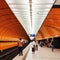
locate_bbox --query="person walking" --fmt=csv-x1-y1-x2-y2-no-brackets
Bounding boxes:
32,45,35,53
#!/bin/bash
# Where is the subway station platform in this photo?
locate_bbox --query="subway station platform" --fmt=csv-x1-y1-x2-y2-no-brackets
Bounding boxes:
13,43,60,60
0,0,60,60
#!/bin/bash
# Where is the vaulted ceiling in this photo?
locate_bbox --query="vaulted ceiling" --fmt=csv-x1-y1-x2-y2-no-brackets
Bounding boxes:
0,0,29,41
35,8,60,40
5,0,55,39
0,0,60,41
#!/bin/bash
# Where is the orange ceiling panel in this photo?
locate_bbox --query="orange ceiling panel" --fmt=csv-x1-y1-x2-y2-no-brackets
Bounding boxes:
35,8,60,40
0,0,29,41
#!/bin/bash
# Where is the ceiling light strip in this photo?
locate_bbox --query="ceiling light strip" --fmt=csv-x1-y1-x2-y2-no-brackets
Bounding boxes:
29,0,32,27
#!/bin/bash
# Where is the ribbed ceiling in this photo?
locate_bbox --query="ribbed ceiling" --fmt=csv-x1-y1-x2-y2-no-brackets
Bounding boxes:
35,8,60,40
5,0,31,37
0,0,29,41
0,0,60,41
5,0,55,40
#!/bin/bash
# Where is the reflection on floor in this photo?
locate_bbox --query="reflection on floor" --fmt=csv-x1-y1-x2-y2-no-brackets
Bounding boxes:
25,45,60,60
13,43,60,60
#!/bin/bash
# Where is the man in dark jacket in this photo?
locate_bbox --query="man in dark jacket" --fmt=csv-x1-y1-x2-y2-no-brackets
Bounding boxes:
51,39,54,52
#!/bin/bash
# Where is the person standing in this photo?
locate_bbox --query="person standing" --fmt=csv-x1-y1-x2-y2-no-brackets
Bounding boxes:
18,39,23,56
35,41,38,50
51,38,54,52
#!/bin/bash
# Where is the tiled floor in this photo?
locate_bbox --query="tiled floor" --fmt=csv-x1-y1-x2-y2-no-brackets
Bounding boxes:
25,45,60,60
